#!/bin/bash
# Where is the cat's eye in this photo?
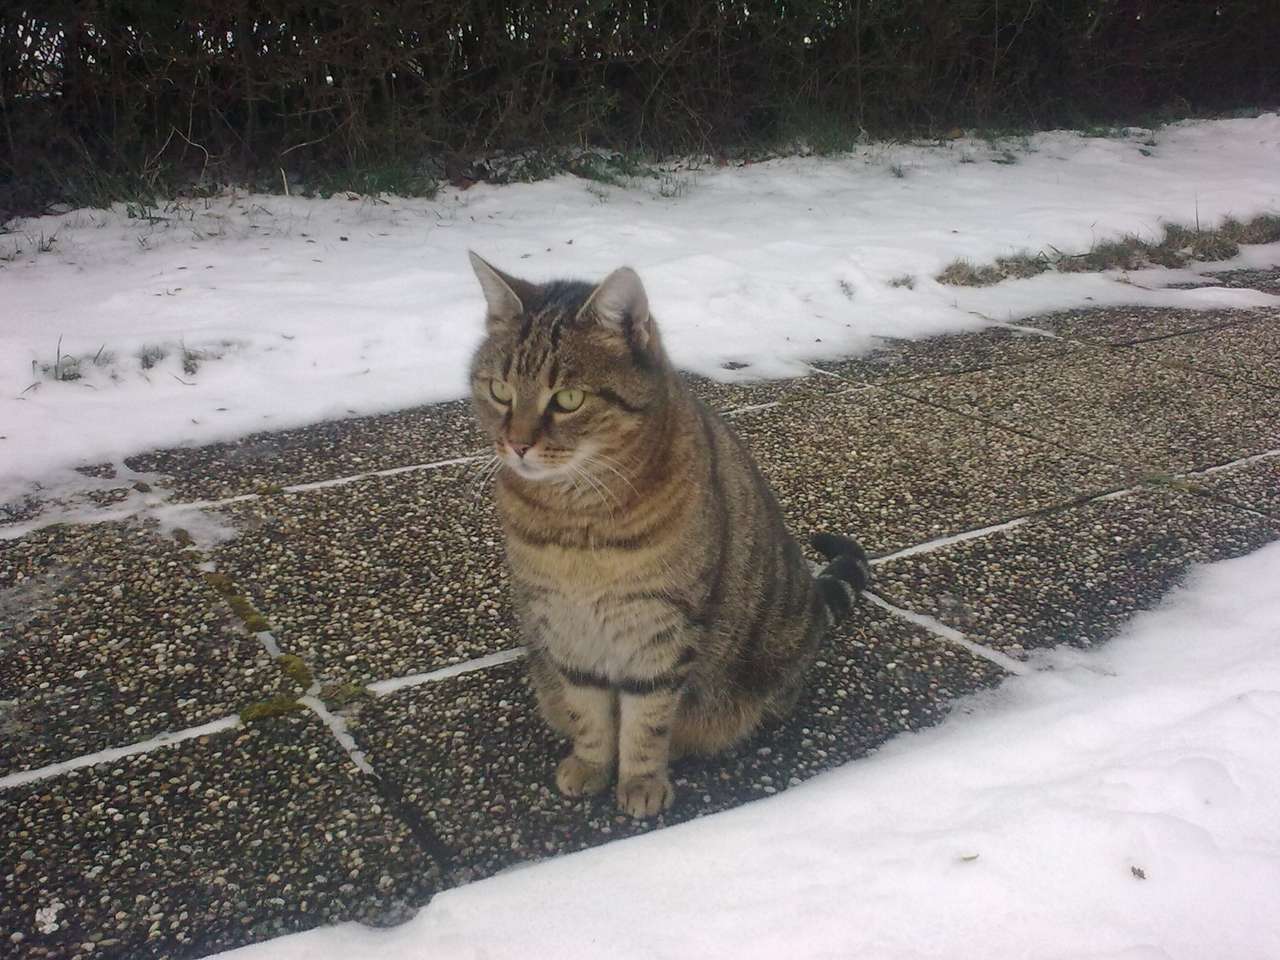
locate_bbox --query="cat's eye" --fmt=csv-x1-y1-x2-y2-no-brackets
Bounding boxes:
552,388,585,412
490,379,513,404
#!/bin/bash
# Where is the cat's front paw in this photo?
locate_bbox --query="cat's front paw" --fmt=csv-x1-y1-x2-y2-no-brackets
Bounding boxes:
556,754,612,797
616,773,674,818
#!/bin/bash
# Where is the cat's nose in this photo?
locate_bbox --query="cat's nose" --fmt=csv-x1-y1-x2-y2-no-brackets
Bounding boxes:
508,441,532,458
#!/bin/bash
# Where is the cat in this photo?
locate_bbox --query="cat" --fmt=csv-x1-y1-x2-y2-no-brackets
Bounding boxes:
467,252,870,818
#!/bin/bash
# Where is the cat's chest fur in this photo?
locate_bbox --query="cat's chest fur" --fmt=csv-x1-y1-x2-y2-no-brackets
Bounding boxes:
511,543,680,680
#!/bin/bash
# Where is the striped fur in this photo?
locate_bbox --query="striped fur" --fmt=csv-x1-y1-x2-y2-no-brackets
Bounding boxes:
467,253,869,818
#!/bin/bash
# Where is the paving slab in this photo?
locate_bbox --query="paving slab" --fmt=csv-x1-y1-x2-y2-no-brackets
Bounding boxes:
812,325,1080,384
1134,315,1280,391
211,463,516,685
124,400,486,503
119,375,829,505
1018,305,1265,344
1195,456,1280,518
732,390,1130,556
347,602,1006,884
874,487,1280,658
1173,268,1280,296
893,349,1280,474
682,370,844,410
0,523,282,776
0,713,436,960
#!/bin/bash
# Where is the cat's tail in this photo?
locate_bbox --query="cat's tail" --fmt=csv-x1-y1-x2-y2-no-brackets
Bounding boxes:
810,532,872,619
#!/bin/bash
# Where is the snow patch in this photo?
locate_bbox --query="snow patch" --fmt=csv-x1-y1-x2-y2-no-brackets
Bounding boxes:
4,115,1280,503
212,541,1280,960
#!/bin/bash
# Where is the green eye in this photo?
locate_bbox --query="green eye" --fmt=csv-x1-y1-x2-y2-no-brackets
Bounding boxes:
490,379,513,403
552,388,585,412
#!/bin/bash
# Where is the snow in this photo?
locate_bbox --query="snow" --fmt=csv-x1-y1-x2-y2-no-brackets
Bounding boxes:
214,540,1280,960
2,115,1279,504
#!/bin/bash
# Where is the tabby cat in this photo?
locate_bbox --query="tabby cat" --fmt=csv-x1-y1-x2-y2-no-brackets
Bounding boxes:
468,252,869,818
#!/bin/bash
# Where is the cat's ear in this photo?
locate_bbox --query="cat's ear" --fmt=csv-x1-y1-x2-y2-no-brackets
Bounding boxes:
469,251,532,330
578,267,653,350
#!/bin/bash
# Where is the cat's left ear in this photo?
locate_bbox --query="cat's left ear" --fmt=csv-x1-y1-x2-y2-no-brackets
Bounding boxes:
578,267,654,351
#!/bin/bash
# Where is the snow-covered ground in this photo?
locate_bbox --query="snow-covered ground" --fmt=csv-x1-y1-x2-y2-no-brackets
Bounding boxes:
2,115,1279,503
215,541,1280,960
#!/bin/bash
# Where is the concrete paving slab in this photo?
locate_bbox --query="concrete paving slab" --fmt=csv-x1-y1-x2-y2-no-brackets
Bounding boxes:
211,463,516,685
118,376,829,505
1195,456,1280,518
682,371,844,410
813,326,1080,384
0,523,282,776
1018,305,1264,344
0,713,435,960
347,603,1006,885
1173,268,1280,296
893,349,1280,474
733,391,1130,555
1135,315,1280,391
874,487,1280,658
124,400,486,503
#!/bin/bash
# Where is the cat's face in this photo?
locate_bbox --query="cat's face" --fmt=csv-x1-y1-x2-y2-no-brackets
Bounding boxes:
468,253,665,485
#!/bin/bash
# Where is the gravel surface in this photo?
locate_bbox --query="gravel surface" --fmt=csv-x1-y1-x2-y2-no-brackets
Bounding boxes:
124,400,486,503
0,713,436,960
893,348,1280,474
874,487,1280,657
1172,268,1280,296
347,602,1007,885
812,326,1082,384
211,463,515,684
1196,456,1280,519
733,390,1130,556
682,371,843,410
1135,313,1280,391
119,375,835,506
0,523,280,775
1019,305,1264,344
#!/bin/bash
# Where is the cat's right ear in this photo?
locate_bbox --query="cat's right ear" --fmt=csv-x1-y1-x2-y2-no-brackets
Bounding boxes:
469,251,531,331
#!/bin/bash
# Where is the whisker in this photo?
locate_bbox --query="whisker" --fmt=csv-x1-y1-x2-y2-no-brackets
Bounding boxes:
572,463,616,514
582,454,638,498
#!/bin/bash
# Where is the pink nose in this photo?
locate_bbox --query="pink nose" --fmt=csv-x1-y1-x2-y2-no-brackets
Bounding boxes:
508,441,531,458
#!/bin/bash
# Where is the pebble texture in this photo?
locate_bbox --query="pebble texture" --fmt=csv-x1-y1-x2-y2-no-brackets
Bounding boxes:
0,523,280,775
212,464,516,684
813,326,1081,384
348,602,1007,885
733,391,1130,555
682,371,843,410
1197,457,1280,518
894,349,1280,474
1019,305,1264,344
1135,314,1280,391
1174,268,1280,297
0,714,435,960
874,487,1280,657
124,400,486,502
119,375,832,506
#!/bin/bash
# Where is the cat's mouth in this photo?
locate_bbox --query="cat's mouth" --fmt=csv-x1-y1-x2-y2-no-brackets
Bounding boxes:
501,446,574,482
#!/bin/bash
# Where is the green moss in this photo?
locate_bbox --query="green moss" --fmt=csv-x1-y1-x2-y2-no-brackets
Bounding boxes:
203,571,235,595
239,695,304,723
320,682,374,708
202,572,272,632
277,653,314,690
